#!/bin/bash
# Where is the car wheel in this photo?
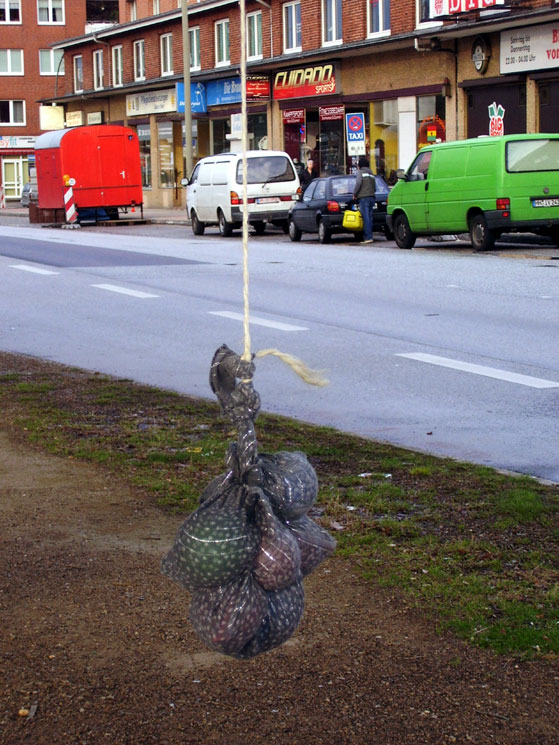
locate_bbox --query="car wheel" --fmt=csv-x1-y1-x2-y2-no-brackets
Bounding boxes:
288,219,302,242
252,221,266,235
394,213,416,249
383,224,394,241
469,213,495,251
318,220,331,244
191,210,205,235
218,209,233,237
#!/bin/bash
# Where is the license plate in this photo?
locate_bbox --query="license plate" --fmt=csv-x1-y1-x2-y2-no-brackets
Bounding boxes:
256,197,280,204
532,197,559,208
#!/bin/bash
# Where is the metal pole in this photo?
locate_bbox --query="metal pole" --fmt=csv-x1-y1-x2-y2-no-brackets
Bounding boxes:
181,0,193,179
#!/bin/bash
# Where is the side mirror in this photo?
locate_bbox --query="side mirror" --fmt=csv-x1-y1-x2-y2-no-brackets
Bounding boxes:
180,177,188,187
396,169,406,181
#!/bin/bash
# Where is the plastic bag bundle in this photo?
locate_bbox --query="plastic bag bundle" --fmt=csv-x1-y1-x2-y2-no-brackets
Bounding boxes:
161,345,336,658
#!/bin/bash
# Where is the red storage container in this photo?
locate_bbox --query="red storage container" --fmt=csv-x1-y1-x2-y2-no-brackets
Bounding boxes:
35,125,143,214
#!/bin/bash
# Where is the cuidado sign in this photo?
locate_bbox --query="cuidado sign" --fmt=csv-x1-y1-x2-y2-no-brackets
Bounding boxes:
273,64,337,100
345,112,366,156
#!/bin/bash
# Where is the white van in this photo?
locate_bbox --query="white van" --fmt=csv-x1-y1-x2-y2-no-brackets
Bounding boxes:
186,151,300,236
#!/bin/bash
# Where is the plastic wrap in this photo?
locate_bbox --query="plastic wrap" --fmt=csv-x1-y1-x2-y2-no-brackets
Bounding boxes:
161,345,336,658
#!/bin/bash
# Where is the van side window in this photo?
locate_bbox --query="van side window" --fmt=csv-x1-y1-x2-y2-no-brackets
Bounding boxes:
408,150,432,181
199,162,214,186
212,162,229,185
506,139,559,172
189,163,201,185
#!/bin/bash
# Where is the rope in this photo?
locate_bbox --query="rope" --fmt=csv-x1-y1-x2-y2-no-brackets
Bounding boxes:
237,0,328,388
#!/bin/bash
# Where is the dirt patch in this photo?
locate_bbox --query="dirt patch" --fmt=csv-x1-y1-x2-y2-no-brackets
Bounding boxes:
1,429,559,745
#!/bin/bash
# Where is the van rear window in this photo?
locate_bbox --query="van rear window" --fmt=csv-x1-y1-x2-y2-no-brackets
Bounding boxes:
236,156,295,184
506,139,559,172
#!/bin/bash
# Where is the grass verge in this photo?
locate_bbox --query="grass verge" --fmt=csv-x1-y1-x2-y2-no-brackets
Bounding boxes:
1,351,558,658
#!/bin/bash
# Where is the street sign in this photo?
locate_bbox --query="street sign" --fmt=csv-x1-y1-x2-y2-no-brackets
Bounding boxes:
345,112,366,156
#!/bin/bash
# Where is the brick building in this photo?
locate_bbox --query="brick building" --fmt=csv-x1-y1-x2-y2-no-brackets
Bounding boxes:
42,0,559,208
0,0,118,201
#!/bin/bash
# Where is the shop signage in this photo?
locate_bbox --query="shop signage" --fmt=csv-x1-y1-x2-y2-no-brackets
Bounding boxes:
126,89,177,117
319,105,344,121
0,135,36,149
471,36,490,74
427,0,505,16
39,104,64,131
87,111,104,125
488,102,505,136
282,109,305,124
206,76,270,107
345,112,366,156
501,23,559,73
176,81,207,113
273,64,337,100
65,111,85,127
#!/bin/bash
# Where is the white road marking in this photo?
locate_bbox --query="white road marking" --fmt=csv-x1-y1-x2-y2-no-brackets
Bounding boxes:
209,311,308,332
396,352,559,389
92,284,159,298
10,264,59,276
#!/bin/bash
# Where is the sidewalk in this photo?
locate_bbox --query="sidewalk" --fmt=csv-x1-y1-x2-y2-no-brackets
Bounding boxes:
0,204,188,224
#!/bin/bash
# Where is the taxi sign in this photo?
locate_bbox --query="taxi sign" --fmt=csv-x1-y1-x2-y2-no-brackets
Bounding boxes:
345,112,366,155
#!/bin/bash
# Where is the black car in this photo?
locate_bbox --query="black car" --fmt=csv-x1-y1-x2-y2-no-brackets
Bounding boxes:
288,174,392,244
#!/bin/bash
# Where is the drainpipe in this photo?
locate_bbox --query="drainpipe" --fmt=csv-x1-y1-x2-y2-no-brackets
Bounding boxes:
181,0,193,178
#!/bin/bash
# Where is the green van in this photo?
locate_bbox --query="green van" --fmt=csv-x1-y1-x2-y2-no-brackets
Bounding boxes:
386,134,559,250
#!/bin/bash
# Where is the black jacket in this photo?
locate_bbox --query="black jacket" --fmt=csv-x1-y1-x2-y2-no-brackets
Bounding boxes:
353,167,376,199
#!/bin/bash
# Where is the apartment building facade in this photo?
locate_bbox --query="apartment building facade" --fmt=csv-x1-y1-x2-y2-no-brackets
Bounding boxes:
44,0,559,208
0,0,118,201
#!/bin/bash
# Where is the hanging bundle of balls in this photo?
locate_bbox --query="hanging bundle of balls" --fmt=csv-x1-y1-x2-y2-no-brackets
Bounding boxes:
161,345,336,659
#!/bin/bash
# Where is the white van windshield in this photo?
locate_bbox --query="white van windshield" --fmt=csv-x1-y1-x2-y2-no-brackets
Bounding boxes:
506,139,559,172
236,156,295,184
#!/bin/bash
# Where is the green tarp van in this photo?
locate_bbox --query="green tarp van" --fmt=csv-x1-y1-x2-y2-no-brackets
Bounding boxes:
386,134,559,250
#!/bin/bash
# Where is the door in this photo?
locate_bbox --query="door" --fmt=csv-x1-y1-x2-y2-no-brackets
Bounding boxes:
2,157,27,200
398,150,432,231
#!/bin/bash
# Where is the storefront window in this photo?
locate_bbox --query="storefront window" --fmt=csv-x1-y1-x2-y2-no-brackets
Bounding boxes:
370,99,398,182
212,118,230,154
416,94,446,148
158,122,174,188
137,124,151,188
249,113,267,150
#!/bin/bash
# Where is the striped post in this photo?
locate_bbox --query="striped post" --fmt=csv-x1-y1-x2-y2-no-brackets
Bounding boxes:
0,185,5,209
63,185,78,224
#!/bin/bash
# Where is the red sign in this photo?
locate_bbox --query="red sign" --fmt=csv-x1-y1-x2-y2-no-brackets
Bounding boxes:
246,75,270,101
319,105,344,121
282,108,305,124
274,64,337,100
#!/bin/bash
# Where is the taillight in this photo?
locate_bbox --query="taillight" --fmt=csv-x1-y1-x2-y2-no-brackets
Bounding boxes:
327,200,340,213
230,191,240,205
496,197,510,211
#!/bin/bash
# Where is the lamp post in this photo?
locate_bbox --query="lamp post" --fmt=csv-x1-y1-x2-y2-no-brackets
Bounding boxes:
181,0,193,179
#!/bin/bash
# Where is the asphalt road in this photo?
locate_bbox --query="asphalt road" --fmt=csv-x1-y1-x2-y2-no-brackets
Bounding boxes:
1,219,558,482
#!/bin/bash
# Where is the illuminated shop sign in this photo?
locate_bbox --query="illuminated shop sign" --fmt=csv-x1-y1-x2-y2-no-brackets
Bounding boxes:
319,105,344,121
273,64,337,100
206,76,270,106
428,0,505,17
282,109,305,124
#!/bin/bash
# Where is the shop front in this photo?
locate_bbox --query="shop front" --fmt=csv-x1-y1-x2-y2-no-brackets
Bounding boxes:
0,136,36,201
276,61,447,180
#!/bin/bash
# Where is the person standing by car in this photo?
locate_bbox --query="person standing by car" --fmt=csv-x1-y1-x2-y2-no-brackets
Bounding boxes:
353,156,376,244
299,159,316,192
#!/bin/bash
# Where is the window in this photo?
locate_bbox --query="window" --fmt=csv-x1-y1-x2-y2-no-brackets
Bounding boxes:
73,55,83,92
189,26,200,70
215,19,230,67
153,0,159,13
112,45,122,86
246,11,262,60
158,122,174,187
0,49,23,74
369,0,390,35
0,99,25,125
37,0,64,24
93,49,103,89
39,49,64,75
160,33,173,75
322,0,342,45
283,1,301,53
137,124,151,187
133,39,145,81
129,0,136,21
0,0,20,23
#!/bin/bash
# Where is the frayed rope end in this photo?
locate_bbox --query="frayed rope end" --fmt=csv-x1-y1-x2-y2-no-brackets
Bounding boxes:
255,348,329,387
